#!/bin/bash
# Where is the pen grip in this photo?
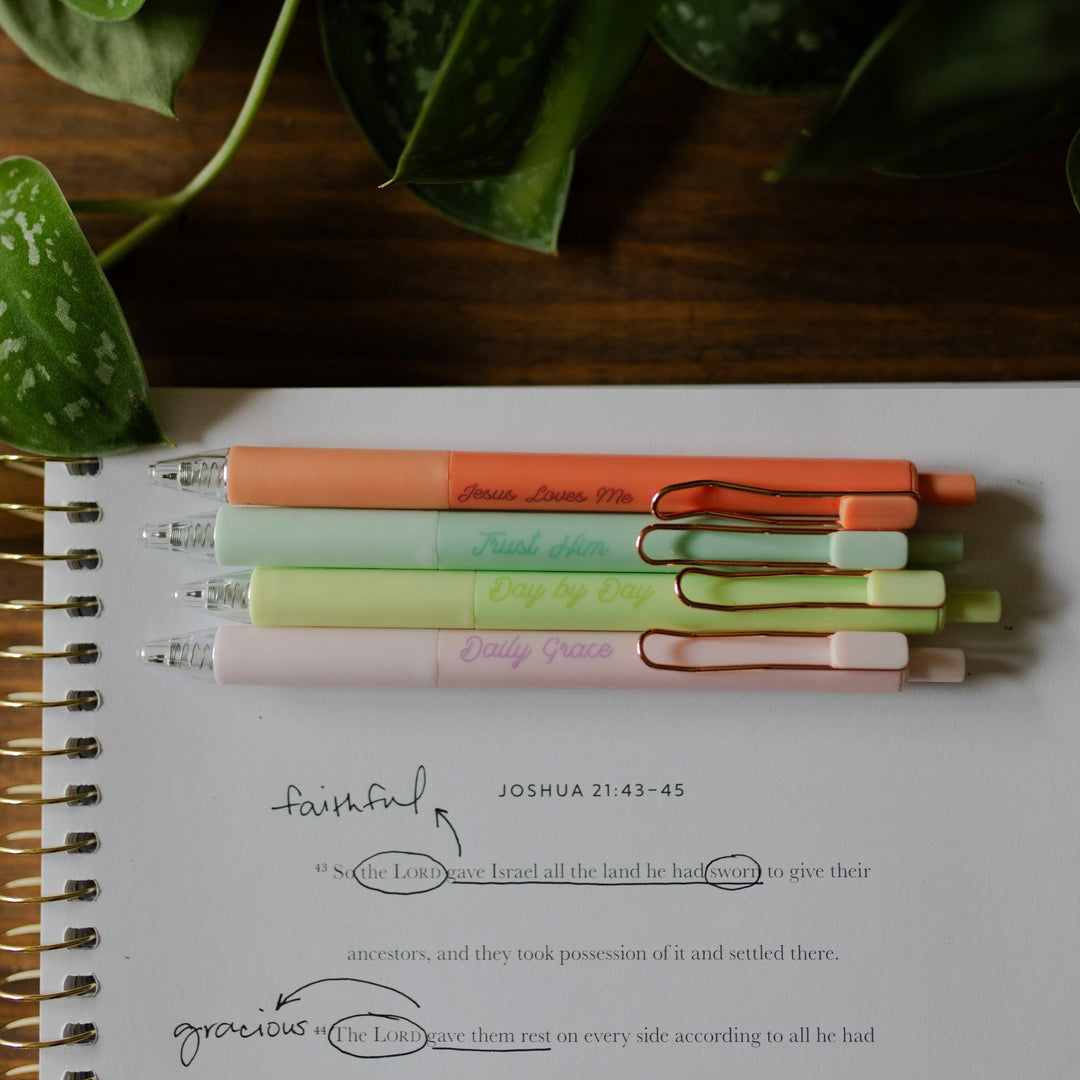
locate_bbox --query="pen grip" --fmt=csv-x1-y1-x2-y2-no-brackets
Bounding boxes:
449,453,920,516
228,447,451,508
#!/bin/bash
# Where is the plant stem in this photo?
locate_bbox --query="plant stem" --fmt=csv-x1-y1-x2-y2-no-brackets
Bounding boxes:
84,0,304,271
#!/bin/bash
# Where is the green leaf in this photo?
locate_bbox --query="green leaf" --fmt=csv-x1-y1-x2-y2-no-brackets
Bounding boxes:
60,0,147,21
320,0,572,253
0,158,167,455
775,0,1080,179
388,0,657,184
652,0,906,94
0,0,217,116
1068,129,1080,215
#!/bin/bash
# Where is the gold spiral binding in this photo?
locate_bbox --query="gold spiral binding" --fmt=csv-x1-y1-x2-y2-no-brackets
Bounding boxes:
0,552,100,569
0,453,99,471
0,645,98,662
0,1017,96,1050
0,925,98,955
0,739,100,760
0,503,100,524
0,972,97,1004
0,598,99,616
1,450,102,1076
0,830,98,856
0,787,99,809
0,692,99,712
0,878,97,906
0,691,100,711
3,1063,41,1077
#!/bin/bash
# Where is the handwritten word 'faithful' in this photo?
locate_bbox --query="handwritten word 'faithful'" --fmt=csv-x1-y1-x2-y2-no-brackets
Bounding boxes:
270,766,426,819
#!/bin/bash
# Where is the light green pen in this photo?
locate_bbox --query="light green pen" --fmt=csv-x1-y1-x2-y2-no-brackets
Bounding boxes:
145,506,963,572
175,568,1000,635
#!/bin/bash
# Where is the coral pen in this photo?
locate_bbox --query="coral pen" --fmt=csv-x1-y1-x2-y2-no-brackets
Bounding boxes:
139,627,966,692
148,446,976,530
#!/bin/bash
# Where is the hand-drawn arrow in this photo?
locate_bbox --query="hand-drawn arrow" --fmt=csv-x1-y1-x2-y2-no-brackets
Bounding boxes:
435,808,462,856
275,977,420,1011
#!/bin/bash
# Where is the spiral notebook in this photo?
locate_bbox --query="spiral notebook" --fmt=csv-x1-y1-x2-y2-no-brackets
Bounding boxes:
18,385,1079,1077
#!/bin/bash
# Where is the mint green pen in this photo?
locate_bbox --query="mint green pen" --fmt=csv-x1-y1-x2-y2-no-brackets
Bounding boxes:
145,507,962,572
175,568,1000,634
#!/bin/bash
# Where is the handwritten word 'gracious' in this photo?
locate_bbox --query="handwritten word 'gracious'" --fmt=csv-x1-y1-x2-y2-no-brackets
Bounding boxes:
174,1018,308,1067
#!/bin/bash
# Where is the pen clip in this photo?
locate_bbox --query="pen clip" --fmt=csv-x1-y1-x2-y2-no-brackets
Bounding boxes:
650,478,919,530
673,567,946,612
636,629,906,673
636,520,833,569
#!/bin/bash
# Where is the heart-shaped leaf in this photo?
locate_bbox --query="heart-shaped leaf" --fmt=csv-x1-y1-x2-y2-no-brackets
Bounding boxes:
388,0,657,184
652,0,906,94
775,0,1080,178
0,158,167,455
60,0,146,20
1068,129,1080,214
320,0,572,253
0,0,217,116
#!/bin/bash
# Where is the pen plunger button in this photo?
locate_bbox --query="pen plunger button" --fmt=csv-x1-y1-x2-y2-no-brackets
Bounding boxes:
917,472,976,507
943,590,1001,624
904,531,964,567
907,647,966,682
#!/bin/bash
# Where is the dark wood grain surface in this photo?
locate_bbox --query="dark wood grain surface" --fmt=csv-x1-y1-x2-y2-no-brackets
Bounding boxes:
4,2,1080,393
2,2,1079,1073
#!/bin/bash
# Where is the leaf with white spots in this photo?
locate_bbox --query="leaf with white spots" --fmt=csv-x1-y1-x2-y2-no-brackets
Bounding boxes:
0,0,217,116
374,0,656,185
321,0,572,252
60,0,147,20
0,157,167,455
653,0,906,93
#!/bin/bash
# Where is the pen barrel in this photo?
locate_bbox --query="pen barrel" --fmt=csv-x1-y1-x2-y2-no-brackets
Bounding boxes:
241,568,946,633
227,446,450,508
210,626,910,691
212,625,441,685
215,507,440,568
439,631,906,690
474,571,946,633
449,452,920,517
212,508,914,572
248,568,476,627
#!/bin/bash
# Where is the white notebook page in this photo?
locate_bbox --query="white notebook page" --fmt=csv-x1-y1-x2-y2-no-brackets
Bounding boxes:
37,385,1076,1078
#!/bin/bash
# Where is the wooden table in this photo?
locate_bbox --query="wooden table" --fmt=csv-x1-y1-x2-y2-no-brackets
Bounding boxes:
4,2,1080,393
2,3,1079,1072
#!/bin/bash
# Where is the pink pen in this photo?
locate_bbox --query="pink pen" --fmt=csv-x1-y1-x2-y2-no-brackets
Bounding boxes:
139,627,964,692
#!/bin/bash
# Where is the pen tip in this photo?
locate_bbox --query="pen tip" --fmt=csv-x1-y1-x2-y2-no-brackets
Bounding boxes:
137,644,168,666
174,584,206,605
